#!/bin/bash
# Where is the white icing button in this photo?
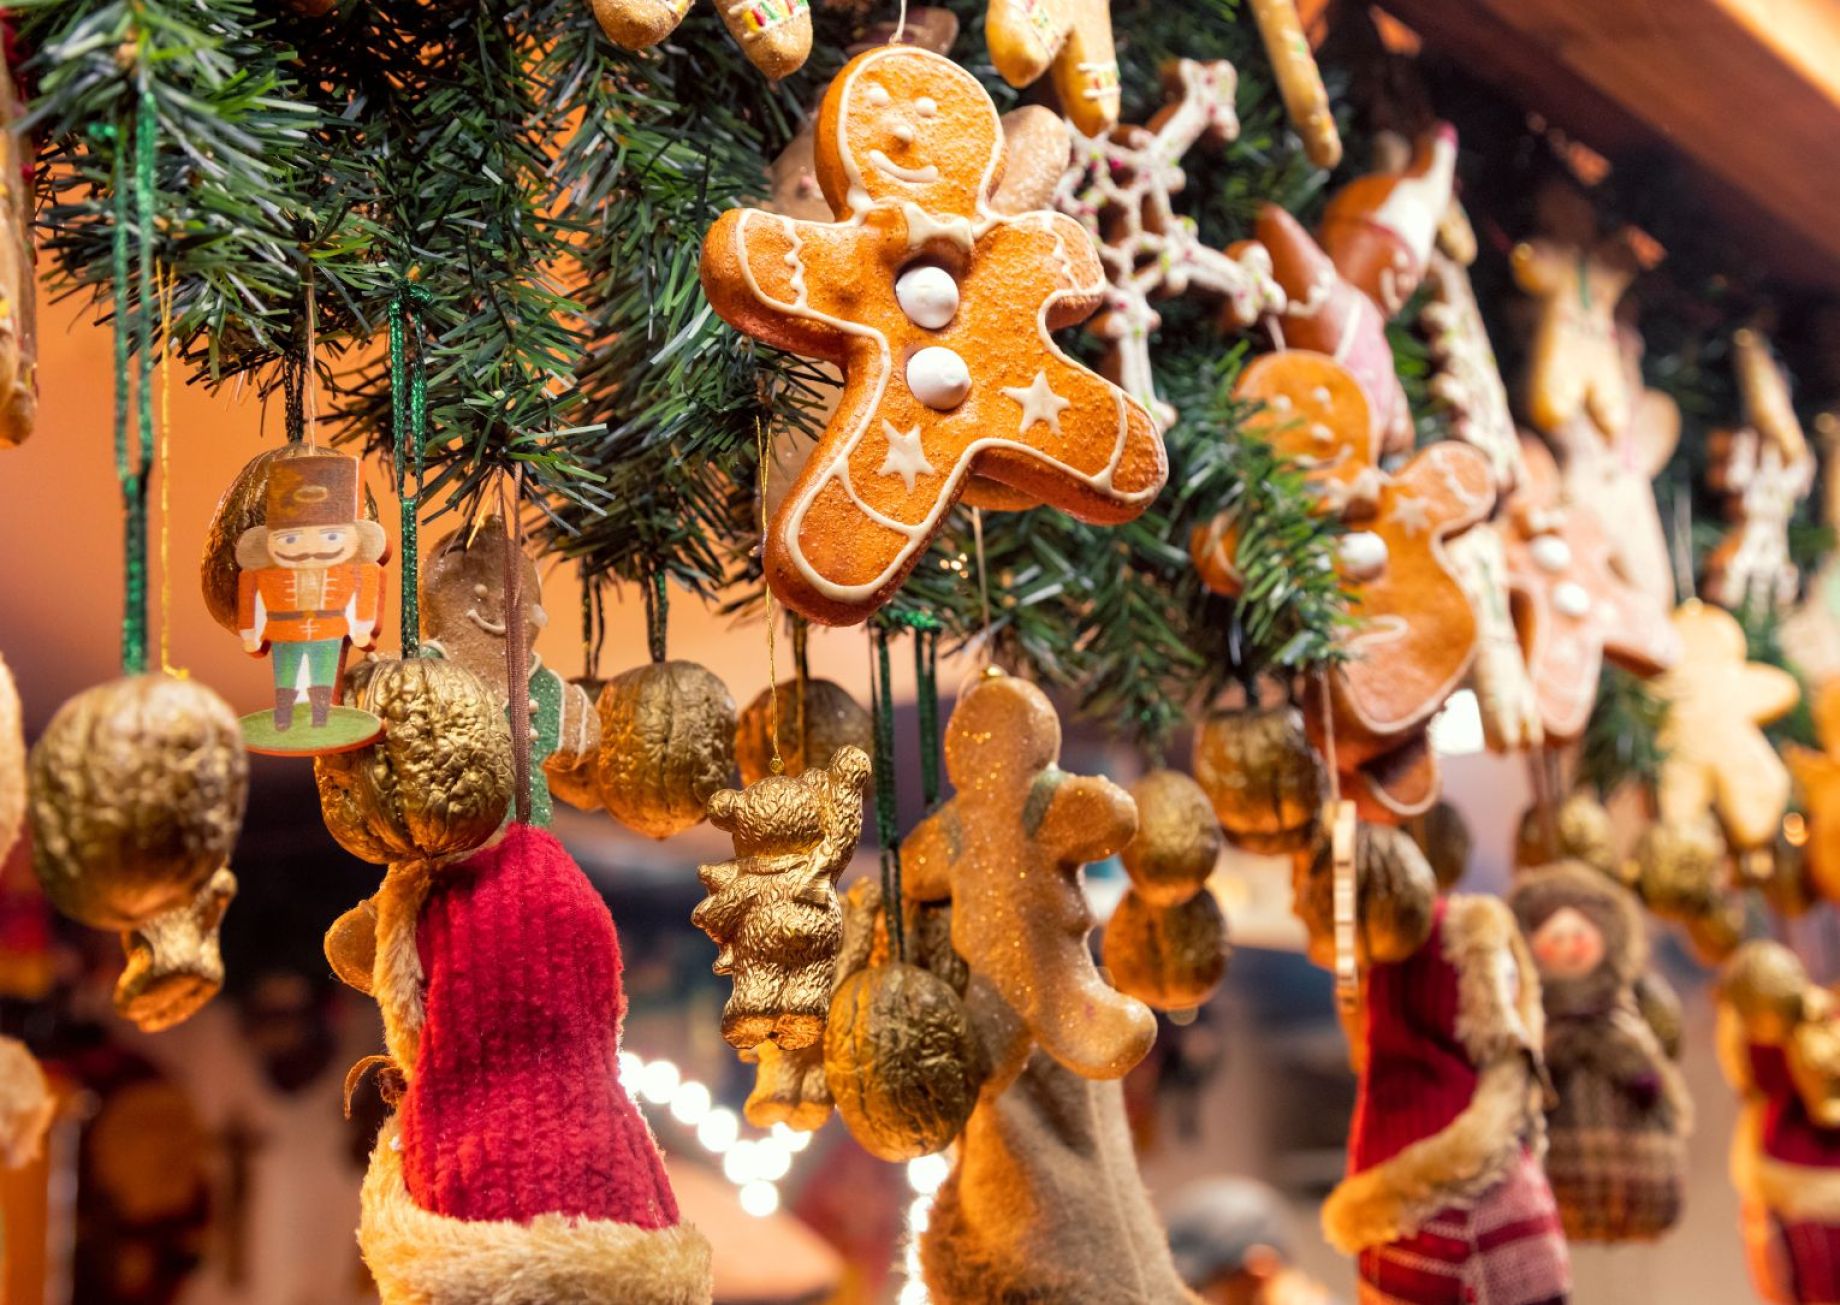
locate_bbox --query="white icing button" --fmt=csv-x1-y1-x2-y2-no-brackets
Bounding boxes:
895,265,959,330
1530,535,1572,574
907,346,971,410
1553,581,1591,618
1269,394,1293,413
916,97,938,118
1310,386,1332,408
865,84,890,106
1339,530,1388,580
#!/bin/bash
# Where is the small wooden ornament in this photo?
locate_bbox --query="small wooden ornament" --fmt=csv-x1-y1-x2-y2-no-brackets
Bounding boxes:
418,516,599,828
28,675,247,931
1056,58,1284,430
1512,182,1643,439
1704,327,1816,614
228,450,389,756
1501,437,1681,742
0,51,34,451
694,747,871,1050
0,653,23,864
588,0,811,80
1101,770,1230,1010
1190,703,1327,853
1247,0,1339,169
1656,601,1800,852
735,677,873,787
313,657,514,866
595,660,738,839
983,0,1121,136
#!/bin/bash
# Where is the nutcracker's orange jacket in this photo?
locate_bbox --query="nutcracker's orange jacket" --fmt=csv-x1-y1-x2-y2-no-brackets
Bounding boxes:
237,562,382,646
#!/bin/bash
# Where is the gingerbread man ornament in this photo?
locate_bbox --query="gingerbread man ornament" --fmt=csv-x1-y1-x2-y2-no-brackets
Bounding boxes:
701,46,1165,625
1251,125,1458,457
589,0,810,80
1512,182,1643,439
1193,350,1494,818
1656,600,1800,853
985,0,1121,137
1502,438,1681,742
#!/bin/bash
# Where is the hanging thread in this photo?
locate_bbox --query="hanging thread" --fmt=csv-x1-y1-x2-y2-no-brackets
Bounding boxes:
389,282,430,656
156,263,182,678
887,611,943,808
869,624,906,962
501,468,532,826
756,418,783,774
580,564,606,680
643,567,670,663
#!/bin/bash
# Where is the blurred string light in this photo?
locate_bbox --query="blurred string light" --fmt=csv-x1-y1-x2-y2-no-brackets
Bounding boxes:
620,1050,810,1219
621,1048,956,1300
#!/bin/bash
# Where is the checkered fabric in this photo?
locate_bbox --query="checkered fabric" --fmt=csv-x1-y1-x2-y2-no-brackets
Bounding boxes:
1543,1068,1686,1242
1356,1149,1572,1305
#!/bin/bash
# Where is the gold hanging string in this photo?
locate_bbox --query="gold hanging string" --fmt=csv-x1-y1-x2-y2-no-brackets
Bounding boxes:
303,266,320,448
156,263,184,678
756,419,784,775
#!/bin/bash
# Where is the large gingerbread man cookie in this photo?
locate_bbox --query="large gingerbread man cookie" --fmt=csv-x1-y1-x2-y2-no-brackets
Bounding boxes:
701,46,1165,626
1502,438,1681,742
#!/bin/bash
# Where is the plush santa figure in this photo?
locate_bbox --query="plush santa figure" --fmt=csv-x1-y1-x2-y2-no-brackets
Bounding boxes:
1296,826,1570,1304
331,825,711,1304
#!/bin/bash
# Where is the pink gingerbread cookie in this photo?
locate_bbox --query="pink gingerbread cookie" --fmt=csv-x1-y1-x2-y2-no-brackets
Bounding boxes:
700,46,1165,626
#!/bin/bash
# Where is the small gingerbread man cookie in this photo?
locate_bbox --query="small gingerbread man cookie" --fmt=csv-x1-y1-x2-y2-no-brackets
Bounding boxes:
701,46,1165,625
1502,438,1681,742
984,0,1121,136
1193,350,1494,816
1656,600,1800,853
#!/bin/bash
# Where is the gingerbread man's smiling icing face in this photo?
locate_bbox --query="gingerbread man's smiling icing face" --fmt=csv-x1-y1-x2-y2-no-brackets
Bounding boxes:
817,50,1001,220
701,46,1164,626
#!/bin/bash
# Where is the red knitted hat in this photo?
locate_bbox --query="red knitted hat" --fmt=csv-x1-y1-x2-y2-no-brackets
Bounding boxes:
358,825,711,1304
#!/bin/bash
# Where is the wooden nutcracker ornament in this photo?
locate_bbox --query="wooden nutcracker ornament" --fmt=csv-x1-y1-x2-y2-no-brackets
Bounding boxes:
699,45,1165,625
588,0,811,80
1705,327,1816,614
901,672,1193,1303
231,451,388,755
1249,124,1458,457
1500,437,1681,742
984,0,1121,136
1656,600,1800,854
1055,57,1284,429
1192,350,1495,818
418,516,599,828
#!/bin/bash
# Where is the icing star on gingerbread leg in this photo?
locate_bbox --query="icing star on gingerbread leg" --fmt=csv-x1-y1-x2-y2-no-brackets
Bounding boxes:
700,46,1165,626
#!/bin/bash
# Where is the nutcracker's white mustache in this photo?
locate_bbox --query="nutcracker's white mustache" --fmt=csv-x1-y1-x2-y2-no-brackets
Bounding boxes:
274,548,346,562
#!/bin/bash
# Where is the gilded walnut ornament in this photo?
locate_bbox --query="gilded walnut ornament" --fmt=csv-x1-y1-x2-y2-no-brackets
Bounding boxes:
596,660,738,839
114,867,238,1033
825,961,981,1161
1192,705,1328,853
735,677,874,787
314,657,514,865
1293,823,1438,967
1103,770,1230,1010
28,674,247,931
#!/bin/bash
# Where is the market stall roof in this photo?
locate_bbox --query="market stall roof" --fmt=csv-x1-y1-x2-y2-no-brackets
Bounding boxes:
1366,0,1840,292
